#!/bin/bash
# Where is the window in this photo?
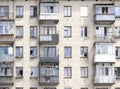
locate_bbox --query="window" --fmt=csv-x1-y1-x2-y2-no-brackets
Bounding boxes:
16,87,23,89
44,26,56,35
30,26,37,37
16,67,23,78
16,6,23,17
96,43,114,55
0,63,13,76
116,47,120,58
115,67,120,78
30,67,38,78
115,7,120,17
16,26,23,37
64,6,72,17
64,46,72,58
0,46,13,55
16,46,23,58
96,26,108,37
105,67,109,76
81,67,88,78
30,46,37,58
64,67,72,78
40,3,58,13
80,7,88,17
80,26,87,37
30,6,37,17
64,26,72,37
80,47,88,57
0,21,13,34
115,27,120,37
44,47,56,57
0,6,9,17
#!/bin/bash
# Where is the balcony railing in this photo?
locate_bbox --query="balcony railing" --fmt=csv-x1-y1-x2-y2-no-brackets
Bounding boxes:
0,54,13,62
40,56,59,63
0,34,14,43
94,55,115,63
39,13,59,23
95,35,115,43
94,14,115,24
0,12,14,20
40,34,59,44
94,75,115,84
0,77,13,85
39,76,59,85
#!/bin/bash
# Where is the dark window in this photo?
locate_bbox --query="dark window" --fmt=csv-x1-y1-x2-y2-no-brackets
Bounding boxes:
16,67,23,78
30,6,37,17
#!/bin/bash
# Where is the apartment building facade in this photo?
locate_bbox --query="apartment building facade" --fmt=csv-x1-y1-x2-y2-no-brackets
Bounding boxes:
0,0,120,89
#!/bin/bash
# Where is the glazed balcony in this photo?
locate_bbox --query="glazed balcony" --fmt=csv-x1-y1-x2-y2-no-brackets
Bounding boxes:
39,64,59,85
94,75,115,85
0,54,13,63
39,2,59,23
94,4,115,24
40,34,59,45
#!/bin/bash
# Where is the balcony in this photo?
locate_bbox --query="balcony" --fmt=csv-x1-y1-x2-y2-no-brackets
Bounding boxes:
94,4,115,24
40,56,59,63
0,12,14,21
94,14,115,24
39,13,59,23
0,77,13,85
95,35,115,43
40,34,59,45
94,55,115,63
94,75,115,85
0,34,14,44
39,76,59,85
0,54,13,63
39,64,59,85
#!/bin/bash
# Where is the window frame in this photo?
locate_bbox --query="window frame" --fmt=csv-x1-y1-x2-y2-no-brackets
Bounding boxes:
30,46,37,58
30,67,38,79
16,6,23,18
16,26,23,38
16,46,23,58
16,67,23,79
44,46,56,57
30,6,37,17
64,26,72,38
80,46,88,58
80,6,88,17
64,46,72,58
80,26,88,38
64,67,72,78
115,47,120,59
81,67,88,78
64,6,72,17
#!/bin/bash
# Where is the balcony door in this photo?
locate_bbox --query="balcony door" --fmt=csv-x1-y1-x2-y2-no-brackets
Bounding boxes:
44,26,56,35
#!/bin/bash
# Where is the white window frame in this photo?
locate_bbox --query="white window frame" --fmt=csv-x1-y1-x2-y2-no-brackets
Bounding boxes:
80,7,88,17
64,26,72,37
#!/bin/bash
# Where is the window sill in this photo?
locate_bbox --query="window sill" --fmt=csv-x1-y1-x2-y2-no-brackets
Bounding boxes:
80,57,88,58
16,56,23,58
16,77,23,79
64,36,72,38
30,16,37,18
16,36,23,38
30,36,37,38
64,16,72,17
64,77,72,79
64,57,72,58
16,16,23,18
30,77,37,79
